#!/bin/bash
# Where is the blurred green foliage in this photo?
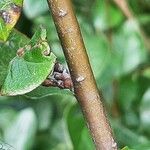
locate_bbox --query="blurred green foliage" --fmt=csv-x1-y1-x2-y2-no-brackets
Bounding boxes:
0,0,150,149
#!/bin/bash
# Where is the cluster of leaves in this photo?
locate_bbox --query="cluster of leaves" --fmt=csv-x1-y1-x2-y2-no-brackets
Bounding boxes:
0,0,150,150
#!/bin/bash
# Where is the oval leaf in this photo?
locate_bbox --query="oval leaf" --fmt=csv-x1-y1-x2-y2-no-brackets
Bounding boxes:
1,28,56,95
0,29,29,88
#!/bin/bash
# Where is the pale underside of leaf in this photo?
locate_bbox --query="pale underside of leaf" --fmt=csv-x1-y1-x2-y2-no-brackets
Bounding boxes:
1,53,56,95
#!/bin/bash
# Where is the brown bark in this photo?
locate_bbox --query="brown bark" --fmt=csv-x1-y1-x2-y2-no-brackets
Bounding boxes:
47,0,117,149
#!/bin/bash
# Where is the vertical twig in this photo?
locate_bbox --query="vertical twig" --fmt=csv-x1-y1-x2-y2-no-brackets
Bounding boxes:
113,0,150,51
47,0,117,149
113,0,134,19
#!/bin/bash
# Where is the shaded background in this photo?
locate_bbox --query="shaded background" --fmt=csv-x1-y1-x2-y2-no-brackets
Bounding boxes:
0,0,150,149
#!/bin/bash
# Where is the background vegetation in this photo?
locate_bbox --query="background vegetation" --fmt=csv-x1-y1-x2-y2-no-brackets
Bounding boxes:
0,0,150,149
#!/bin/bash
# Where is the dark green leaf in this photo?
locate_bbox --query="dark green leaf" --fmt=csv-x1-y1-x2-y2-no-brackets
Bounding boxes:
25,86,73,99
133,142,150,150
118,76,138,112
121,146,135,150
83,30,110,79
66,104,94,150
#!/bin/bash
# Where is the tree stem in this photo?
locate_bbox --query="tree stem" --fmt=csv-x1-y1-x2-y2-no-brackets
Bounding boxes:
47,0,117,149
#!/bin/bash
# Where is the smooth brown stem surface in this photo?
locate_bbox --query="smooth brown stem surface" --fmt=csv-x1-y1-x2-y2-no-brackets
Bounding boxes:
47,0,117,149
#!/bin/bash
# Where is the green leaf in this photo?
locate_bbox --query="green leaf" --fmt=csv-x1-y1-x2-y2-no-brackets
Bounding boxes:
1,28,56,96
0,108,17,131
0,140,14,150
0,29,29,88
121,146,135,150
4,108,37,150
25,86,73,99
33,99,53,131
92,0,124,31
33,15,65,63
66,104,94,150
133,142,150,150
23,0,49,19
118,76,138,112
82,30,110,79
50,119,73,150
140,88,150,133
141,67,150,79
112,20,148,76
0,0,23,41
112,120,149,147
122,111,139,129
